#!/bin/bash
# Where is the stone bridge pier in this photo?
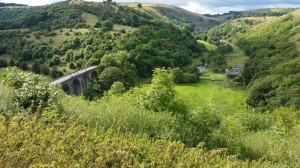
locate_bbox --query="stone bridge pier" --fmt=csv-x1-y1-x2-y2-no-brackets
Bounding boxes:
50,66,98,95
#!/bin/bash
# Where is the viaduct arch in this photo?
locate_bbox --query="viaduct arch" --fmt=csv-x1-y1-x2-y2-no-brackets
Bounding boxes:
50,66,98,95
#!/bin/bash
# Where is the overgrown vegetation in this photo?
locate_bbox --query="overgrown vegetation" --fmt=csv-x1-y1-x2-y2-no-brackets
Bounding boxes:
1,68,300,167
2,1,300,167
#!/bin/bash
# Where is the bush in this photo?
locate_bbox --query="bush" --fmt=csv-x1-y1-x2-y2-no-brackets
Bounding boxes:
51,55,61,66
99,66,125,91
0,59,7,68
40,64,50,75
139,68,175,112
107,81,125,95
69,62,76,69
1,67,62,114
50,67,63,79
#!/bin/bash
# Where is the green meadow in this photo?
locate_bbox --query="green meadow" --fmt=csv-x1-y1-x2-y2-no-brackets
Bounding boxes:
226,45,248,67
197,40,218,51
175,71,247,112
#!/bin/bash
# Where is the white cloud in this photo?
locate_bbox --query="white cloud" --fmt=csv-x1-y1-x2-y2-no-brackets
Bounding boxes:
180,1,300,14
180,2,213,14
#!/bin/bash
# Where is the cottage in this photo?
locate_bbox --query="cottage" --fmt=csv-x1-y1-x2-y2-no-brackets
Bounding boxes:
226,65,244,78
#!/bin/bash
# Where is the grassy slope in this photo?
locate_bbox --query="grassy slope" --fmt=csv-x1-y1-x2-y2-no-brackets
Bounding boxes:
119,3,222,31
225,45,248,67
82,12,99,26
25,28,90,48
197,40,217,51
290,10,300,50
197,40,248,66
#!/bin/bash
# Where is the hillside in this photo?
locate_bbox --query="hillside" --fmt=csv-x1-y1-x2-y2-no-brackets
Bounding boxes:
0,2,27,7
204,8,298,20
1,1,300,167
201,9,300,111
119,3,222,31
0,1,204,96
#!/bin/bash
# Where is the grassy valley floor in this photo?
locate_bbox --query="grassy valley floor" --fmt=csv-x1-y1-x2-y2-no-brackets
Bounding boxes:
175,71,247,112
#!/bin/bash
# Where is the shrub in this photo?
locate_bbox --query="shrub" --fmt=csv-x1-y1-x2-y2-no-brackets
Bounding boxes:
2,67,62,114
139,68,175,112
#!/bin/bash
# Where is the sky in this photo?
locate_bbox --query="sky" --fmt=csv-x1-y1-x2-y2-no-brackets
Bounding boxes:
1,0,300,14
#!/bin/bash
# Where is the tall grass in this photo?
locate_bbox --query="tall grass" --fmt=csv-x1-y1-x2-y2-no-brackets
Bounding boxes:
0,113,276,167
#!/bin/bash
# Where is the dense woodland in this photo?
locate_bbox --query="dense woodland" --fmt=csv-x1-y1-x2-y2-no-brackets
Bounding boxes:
1,1,300,167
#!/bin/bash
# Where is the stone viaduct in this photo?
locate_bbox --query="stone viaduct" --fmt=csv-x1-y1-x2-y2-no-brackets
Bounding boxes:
50,66,98,95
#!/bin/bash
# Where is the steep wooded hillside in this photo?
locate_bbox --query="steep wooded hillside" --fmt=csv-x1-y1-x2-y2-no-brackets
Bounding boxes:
201,10,300,111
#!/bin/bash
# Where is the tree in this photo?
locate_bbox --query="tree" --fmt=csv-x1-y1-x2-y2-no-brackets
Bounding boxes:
69,62,76,69
19,62,28,70
99,66,125,91
246,77,276,109
40,64,50,75
171,67,183,83
0,59,7,68
8,59,15,66
101,19,113,31
50,55,61,66
140,68,175,112
50,67,63,78
31,61,41,74
137,3,142,8
107,81,125,95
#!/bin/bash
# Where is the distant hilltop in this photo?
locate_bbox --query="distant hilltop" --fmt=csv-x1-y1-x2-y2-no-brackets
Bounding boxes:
0,2,28,7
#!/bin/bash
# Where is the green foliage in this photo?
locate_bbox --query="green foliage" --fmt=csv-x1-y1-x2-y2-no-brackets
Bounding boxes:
0,2,86,30
139,68,175,112
172,66,200,83
201,10,300,110
1,67,61,114
101,19,114,31
107,81,125,95
1,69,300,166
0,2,202,84
31,61,40,73
137,3,142,8
237,14,300,110
0,59,8,68
121,24,202,77
40,64,50,75
68,62,76,69
50,55,61,66
99,66,125,91
0,114,272,167
50,67,63,79
0,83,15,113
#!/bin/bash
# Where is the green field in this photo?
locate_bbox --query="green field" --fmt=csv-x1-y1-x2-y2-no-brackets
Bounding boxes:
82,12,99,26
197,40,248,67
25,28,90,47
175,72,247,112
197,40,218,51
111,24,138,33
226,45,248,66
